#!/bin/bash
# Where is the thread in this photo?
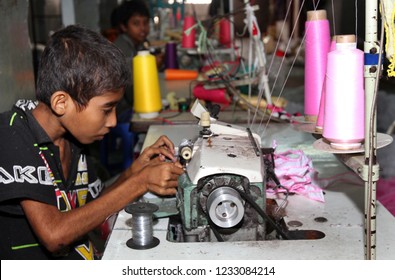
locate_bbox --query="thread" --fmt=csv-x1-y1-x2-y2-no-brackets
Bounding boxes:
165,69,198,80
323,35,365,150
181,15,196,48
164,41,179,69
125,202,159,250
304,10,331,122
219,18,232,47
193,84,231,105
131,215,154,246
133,51,162,119
315,36,337,132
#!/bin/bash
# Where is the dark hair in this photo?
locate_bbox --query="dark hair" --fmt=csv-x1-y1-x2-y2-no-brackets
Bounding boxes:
36,25,130,109
117,0,150,27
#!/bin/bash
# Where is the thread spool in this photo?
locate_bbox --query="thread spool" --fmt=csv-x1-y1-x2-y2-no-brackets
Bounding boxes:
165,69,198,80
125,202,160,250
180,146,192,160
181,15,196,48
193,84,231,105
164,41,179,69
315,36,337,133
219,18,231,47
322,34,365,150
304,10,331,122
133,50,162,119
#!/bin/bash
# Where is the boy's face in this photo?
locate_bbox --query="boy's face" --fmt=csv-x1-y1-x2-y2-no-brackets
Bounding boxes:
65,89,124,144
122,14,150,45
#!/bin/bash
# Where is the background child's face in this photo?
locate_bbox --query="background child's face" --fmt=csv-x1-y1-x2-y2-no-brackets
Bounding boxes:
122,14,150,45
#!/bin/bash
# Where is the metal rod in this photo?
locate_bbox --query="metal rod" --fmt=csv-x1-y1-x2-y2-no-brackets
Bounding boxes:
363,0,379,260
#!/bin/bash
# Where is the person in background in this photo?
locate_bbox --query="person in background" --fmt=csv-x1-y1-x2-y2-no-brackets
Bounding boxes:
0,25,183,260
113,0,164,122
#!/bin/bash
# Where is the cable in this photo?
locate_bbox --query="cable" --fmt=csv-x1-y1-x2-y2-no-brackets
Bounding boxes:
261,148,290,217
207,214,225,242
227,186,289,240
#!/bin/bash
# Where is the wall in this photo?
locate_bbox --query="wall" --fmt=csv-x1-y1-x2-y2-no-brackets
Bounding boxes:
0,0,35,113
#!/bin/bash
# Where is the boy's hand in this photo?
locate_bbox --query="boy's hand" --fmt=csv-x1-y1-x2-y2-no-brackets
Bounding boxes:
130,135,177,175
138,161,184,196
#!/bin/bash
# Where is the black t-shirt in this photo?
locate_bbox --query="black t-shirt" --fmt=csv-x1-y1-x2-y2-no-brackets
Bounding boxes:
0,100,104,259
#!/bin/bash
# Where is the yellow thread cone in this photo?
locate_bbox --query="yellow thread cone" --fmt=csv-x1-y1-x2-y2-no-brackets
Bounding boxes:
133,51,162,118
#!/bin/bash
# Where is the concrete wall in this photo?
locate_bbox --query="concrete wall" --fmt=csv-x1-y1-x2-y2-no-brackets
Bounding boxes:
0,0,35,113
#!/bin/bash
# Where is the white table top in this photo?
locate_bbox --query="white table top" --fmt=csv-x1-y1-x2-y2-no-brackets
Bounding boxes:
103,122,395,260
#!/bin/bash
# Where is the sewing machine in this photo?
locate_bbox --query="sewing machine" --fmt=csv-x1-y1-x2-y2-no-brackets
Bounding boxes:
172,100,267,242
169,100,322,243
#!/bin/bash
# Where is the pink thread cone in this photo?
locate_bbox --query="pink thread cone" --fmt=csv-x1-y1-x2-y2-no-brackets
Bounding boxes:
304,10,331,122
315,37,337,132
323,35,365,150
181,16,196,48
219,18,231,47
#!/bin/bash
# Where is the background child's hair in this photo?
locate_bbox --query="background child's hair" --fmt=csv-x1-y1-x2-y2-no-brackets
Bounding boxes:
117,0,150,27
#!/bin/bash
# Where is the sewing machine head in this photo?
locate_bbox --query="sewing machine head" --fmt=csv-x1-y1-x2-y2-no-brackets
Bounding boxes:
169,100,268,242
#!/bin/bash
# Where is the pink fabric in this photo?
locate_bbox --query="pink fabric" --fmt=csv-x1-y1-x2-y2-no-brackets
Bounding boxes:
266,150,325,202
266,149,395,217
266,149,364,203
377,177,395,217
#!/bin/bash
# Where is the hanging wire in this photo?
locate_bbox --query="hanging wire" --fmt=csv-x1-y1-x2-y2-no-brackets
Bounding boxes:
355,0,359,37
256,0,311,135
331,0,337,35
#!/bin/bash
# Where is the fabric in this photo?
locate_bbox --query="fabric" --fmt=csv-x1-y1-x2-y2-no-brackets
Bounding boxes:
377,177,395,217
381,0,395,77
266,149,325,202
0,100,104,260
266,148,365,203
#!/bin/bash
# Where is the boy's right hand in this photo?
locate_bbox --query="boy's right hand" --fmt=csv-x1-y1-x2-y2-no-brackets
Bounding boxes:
137,160,184,196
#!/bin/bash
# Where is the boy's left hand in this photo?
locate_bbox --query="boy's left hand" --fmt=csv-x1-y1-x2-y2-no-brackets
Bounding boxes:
130,135,176,174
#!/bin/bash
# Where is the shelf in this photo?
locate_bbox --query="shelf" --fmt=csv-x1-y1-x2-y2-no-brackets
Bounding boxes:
313,133,393,154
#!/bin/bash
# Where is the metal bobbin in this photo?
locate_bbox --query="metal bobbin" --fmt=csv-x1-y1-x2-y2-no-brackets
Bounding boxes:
125,202,160,250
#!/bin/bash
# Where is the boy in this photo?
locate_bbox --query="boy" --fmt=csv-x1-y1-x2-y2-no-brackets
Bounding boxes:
0,25,183,260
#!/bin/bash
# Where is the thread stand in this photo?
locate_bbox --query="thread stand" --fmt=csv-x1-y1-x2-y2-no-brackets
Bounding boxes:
125,202,160,250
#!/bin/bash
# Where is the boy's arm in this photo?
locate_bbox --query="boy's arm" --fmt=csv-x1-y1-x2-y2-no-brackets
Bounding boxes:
20,136,183,254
